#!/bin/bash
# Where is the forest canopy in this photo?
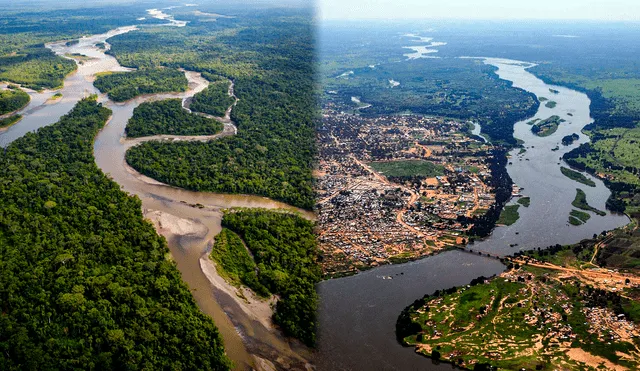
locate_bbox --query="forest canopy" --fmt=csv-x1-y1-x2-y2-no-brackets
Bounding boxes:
0,87,30,115
94,68,188,102
126,98,223,137
0,98,230,370
190,78,236,117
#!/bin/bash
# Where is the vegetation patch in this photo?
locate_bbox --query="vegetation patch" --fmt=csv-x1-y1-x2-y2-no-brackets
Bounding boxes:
94,68,188,102
368,160,444,180
0,49,77,90
597,220,640,269
561,133,579,146
126,98,223,137
190,77,236,117
210,228,269,295
531,115,565,137
0,97,231,370
568,215,582,226
65,52,91,60
572,188,606,216
545,100,557,108
560,166,596,187
0,114,22,129
516,196,530,207
222,209,320,346
569,209,591,226
497,204,520,225
0,86,30,115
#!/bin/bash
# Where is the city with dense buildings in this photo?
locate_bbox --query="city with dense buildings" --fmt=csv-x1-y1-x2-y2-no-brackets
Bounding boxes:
316,104,497,275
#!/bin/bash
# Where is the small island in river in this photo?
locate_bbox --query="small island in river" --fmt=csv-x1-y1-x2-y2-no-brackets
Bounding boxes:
531,115,565,137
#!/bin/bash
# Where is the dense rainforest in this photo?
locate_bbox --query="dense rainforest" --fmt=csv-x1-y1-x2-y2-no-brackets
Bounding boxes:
110,8,316,209
219,209,320,347
189,77,236,117
126,98,223,137
94,68,188,102
0,87,30,115
0,97,230,370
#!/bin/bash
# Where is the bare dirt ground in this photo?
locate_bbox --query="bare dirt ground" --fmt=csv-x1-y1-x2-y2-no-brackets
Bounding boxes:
566,348,628,371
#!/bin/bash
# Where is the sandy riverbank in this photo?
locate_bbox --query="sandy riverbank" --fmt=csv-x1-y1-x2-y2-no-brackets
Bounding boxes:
145,209,209,237
200,255,277,331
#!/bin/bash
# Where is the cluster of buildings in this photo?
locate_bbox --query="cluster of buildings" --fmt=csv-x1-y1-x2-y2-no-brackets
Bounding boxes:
502,270,578,344
316,108,496,275
584,307,639,342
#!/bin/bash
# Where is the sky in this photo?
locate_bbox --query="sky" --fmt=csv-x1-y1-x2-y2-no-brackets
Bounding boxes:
319,0,640,21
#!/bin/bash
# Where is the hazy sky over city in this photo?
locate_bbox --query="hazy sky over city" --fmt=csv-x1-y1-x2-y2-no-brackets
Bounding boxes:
319,0,640,21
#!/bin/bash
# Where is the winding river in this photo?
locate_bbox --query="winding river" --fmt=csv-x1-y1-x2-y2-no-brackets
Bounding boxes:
0,14,632,371
0,17,313,371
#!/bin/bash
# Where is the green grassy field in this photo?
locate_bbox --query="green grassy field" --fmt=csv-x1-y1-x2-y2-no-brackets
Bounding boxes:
368,160,444,179
517,197,530,207
497,204,520,225
569,209,591,225
561,166,596,187
584,78,640,114
585,126,640,182
572,188,606,216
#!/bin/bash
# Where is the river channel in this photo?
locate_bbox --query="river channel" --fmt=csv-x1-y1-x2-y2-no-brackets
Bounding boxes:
0,14,631,371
